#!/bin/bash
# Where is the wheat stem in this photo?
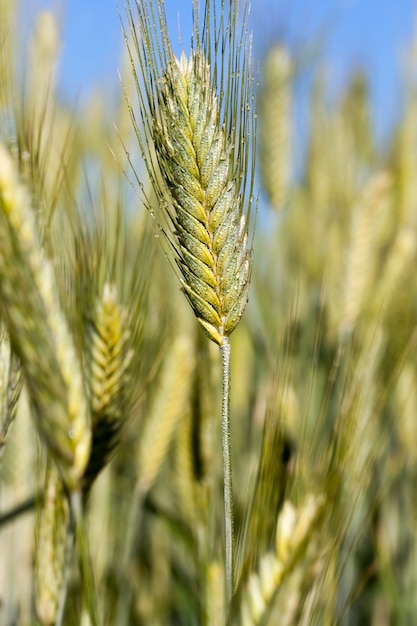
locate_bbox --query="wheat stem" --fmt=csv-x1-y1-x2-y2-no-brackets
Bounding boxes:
221,337,234,606
115,488,146,626
70,491,99,626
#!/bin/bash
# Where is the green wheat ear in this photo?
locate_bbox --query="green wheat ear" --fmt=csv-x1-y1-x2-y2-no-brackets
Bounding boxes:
124,0,256,347
0,143,91,490
82,282,133,495
153,51,252,346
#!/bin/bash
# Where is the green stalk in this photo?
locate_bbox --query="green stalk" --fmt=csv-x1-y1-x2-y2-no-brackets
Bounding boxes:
70,491,99,626
220,337,234,607
115,488,145,626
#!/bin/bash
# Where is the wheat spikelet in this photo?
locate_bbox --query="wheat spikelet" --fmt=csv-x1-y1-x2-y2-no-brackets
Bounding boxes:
137,333,195,494
82,283,133,494
35,461,70,626
260,45,292,210
125,0,255,346
0,326,21,461
0,143,91,489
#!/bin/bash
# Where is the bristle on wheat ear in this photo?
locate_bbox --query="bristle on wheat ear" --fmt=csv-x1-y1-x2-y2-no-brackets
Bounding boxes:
153,51,252,346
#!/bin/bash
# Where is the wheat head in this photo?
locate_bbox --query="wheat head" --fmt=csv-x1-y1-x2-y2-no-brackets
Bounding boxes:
124,0,255,346
82,282,133,495
0,143,91,490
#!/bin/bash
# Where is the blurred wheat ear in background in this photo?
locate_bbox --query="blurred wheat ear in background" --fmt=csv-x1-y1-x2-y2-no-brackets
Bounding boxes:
0,143,91,491
82,282,133,496
260,45,293,211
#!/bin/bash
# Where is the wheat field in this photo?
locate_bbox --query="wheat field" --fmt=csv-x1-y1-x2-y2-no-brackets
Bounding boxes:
1,1,417,625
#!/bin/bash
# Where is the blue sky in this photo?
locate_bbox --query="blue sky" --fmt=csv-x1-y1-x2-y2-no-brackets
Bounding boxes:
18,0,417,141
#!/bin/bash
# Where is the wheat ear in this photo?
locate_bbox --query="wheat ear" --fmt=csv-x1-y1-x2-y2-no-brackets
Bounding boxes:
0,143,91,490
124,0,255,604
150,50,253,347
123,0,255,346
82,282,133,495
